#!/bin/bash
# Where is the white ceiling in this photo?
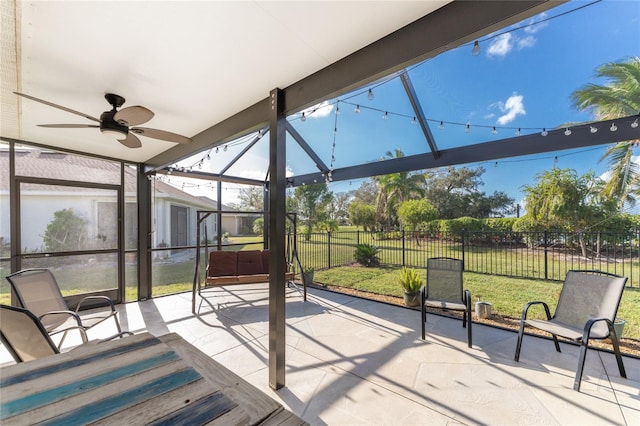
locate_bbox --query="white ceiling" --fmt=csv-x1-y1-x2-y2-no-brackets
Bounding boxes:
1,0,450,163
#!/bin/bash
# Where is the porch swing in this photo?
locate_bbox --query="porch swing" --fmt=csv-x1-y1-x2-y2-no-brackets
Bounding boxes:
191,210,305,313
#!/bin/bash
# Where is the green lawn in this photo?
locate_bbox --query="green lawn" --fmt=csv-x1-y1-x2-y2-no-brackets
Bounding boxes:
314,265,640,340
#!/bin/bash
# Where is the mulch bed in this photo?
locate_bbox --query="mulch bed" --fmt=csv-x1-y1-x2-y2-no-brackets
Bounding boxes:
307,282,640,358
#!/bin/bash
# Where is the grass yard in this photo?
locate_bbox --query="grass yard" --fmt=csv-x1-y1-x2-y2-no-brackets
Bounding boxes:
314,265,640,341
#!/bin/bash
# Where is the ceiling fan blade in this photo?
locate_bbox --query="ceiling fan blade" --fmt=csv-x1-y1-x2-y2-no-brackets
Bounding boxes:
14,92,101,123
131,127,191,144
118,133,142,148
37,124,100,128
114,106,154,126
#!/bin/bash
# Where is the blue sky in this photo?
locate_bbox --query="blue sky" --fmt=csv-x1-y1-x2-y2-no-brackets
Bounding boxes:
174,0,640,213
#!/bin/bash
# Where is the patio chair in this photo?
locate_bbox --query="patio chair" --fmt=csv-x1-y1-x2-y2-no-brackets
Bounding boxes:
421,257,472,348
0,304,132,363
5,268,123,349
514,270,628,391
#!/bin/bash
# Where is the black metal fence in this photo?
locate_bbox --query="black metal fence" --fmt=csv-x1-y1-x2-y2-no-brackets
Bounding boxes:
294,230,640,287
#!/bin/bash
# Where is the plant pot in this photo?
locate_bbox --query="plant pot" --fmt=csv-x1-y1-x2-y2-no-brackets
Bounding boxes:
613,318,626,340
303,272,314,285
475,301,492,319
403,291,420,307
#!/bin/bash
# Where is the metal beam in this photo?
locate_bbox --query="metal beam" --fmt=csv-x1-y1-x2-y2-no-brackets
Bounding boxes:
219,127,268,175
268,88,287,390
400,72,439,159
146,1,557,169
163,169,265,186
285,121,329,173
291,115,640,186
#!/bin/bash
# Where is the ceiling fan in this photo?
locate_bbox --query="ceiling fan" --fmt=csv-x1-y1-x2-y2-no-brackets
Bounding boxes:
14,92,192,148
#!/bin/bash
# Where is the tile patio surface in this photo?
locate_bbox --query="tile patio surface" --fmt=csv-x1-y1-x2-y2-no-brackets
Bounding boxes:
2,284,638,425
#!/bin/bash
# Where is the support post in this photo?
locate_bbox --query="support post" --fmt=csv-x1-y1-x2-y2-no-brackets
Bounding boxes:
268,88,286,389
137,166,152,301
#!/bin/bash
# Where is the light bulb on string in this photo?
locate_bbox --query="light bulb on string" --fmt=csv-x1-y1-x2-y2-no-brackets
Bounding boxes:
301,112,306,122
632,119,639,129
354,105,360,114
564,128,572,136
382,112,389,120
515,128,521,136
465,123,470,133
223,144,228,151
491,127,497,135
472,40,480,56
610,123,618,132
367,89,374,101
215,147,219,153
438,121,444,130
335,106,340,115
541,128,548,136
590,126,598,133
411,117,417,125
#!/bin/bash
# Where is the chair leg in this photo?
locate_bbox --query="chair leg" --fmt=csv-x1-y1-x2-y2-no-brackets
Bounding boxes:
514,322,525,362
574,340,589,391
467,308,472,348
551,334,561,352
421,303,426,340
609,323,627,379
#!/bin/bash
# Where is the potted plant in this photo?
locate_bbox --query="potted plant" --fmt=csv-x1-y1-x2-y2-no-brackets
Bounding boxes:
303,267,315,285
398,267,423,307
613,318,626,341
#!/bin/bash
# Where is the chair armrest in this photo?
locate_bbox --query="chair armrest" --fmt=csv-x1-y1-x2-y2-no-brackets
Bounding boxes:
583,316,613,340
39,310,83,327
75,296,116,313
520,301,552,321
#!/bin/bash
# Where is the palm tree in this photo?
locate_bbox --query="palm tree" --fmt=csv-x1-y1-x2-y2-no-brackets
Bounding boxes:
372,149,426,229
570,56,640,208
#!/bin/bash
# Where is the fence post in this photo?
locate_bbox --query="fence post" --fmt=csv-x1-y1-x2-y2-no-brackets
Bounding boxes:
402,228,406,267
461,230,465,266
357,229,360,246
544,230,548,281
327,231,331,270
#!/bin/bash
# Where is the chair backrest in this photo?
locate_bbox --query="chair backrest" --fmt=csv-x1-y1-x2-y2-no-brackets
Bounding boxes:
426,257,464,302
5,268,69,329
0,304,60,362
554,270,628,337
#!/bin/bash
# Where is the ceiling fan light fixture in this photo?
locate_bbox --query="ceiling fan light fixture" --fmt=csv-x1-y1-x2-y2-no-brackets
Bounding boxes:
100,127,127,138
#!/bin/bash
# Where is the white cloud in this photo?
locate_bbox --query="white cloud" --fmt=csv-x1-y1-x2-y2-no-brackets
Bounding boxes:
517,35,536,49
523,13,548,34
496,93,526,125
487,33,513,57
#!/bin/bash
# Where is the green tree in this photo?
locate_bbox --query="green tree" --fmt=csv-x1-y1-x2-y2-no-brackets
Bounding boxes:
397,199,438,230
521,168,617,256
372,149,425,229
570,57,640,208
348,202,377,231
43,208,87,252
252,217,264,235
237,186,265,211
352,180,377,205
289,183,333,240
328,191,352,225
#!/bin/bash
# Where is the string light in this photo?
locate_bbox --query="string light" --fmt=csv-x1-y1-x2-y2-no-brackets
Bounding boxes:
564,128,572,136
515,128,521,136
382,111,389,120
465,123,470,133
610,123,618,132
223,144,228,151
367,89,374,101
472,41,480,56
411,116,417,125
491,126,497,135
632,119,639,129
354,104,360,114
301,112,306,122
215,147,219,153
439,121,444,130
590,126,598,133
335,105,340,115
541,128,548,136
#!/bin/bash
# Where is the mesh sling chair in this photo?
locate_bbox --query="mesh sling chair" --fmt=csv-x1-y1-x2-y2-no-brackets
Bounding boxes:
5,268,123,349
0,304,132,363
421,257,472,348
514,270,628,391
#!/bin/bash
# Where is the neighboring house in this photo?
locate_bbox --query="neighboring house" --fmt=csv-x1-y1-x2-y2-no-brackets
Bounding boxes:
0,148,249,253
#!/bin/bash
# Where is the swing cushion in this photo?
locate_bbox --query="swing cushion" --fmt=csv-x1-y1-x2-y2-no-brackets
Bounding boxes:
206,249,295,286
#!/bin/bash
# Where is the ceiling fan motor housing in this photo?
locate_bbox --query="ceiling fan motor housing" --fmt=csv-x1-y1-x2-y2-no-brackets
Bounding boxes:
100,110,128,136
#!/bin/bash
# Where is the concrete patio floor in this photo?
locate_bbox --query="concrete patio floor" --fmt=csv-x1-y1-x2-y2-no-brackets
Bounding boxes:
2,285,638,425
